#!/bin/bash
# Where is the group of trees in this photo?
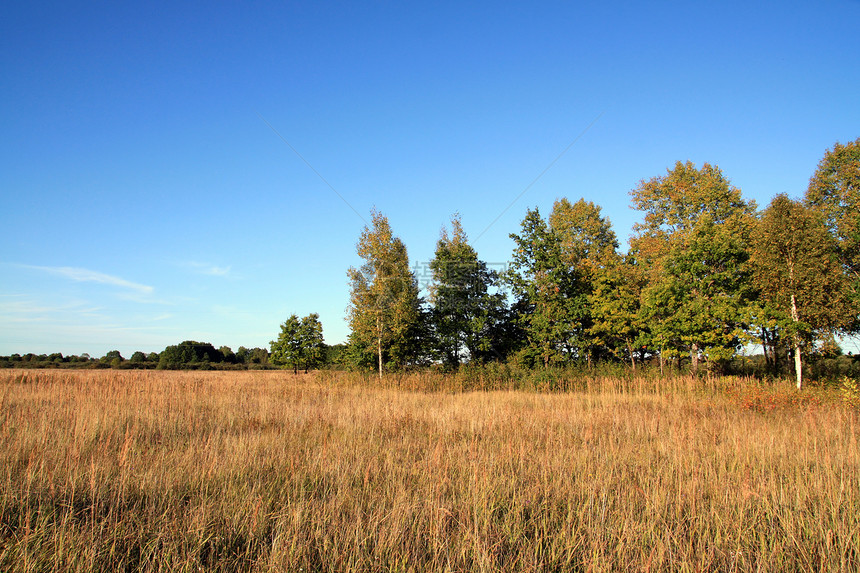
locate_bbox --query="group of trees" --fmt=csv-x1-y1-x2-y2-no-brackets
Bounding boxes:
269,313,326,373
5,140,856,386
0,342,272,370
345,139,860,388
156,341,270,369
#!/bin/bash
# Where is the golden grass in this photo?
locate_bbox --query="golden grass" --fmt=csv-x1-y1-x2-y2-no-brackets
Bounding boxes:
0,369,857,572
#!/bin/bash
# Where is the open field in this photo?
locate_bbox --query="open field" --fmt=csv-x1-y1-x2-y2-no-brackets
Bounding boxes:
0,369,858,572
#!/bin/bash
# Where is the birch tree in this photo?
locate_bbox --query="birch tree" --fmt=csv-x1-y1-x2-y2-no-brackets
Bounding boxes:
347,210,420,377
750,194,849,389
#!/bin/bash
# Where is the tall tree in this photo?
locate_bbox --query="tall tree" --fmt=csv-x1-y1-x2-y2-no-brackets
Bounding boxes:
630,161,757,372
549,198,620,365
506,208,586,367
750,194,850,389
549,198,619,273
428,214,508,367
804,138,860,330
347,210,421,377
270,313,325,374
642,215,755,371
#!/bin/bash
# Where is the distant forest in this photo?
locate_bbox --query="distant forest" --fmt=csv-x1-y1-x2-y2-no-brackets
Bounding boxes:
5,140,859,388
0,341,348,372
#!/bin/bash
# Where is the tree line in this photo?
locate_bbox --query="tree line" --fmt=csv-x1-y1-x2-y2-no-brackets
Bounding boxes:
0,342,275,370
5,140,857,386
344,139,860,388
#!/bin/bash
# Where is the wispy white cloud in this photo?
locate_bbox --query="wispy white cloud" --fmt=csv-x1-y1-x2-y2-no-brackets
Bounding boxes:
26,266,154,294
0,293,182,354
211,304,253,319
0,295,103,322
186,262,232,277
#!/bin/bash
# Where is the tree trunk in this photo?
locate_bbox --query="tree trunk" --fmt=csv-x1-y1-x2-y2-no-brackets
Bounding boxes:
772,332,780,373
691,343,699,374
790,293,802,389
377,314,383,379
761,328,770,372
626,339,636,371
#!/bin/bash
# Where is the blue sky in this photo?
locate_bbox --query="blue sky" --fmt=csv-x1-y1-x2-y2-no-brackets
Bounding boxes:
2,0,859,357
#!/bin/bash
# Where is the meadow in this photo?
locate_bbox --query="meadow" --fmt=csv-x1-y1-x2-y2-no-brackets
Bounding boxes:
0,369,857,572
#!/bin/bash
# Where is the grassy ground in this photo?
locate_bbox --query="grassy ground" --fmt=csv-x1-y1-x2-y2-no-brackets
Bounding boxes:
0,369,857,572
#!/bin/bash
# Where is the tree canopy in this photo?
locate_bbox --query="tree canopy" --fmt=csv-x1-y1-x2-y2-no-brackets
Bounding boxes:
347,210,422,376
270,313,325,374
428,215,509,367
805,138,860,330
751,194,851,387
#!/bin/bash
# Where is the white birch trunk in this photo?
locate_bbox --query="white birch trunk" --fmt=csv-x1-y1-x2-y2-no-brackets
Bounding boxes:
377,314,383,379
790,293,802,389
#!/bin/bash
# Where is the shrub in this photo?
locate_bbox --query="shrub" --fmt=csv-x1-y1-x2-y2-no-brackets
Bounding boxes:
841,376,860,409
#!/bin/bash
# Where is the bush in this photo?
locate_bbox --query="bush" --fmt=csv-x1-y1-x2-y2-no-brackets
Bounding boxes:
841,376,860,409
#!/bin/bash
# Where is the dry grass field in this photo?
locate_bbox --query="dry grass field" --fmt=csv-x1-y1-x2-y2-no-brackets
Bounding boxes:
0,369,857,572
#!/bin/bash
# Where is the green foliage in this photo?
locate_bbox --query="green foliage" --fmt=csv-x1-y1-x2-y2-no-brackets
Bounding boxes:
631,161,757,371
347,210,422,375
322,343,348,368
840,376,860,409
750,194,850,387
588,254,648,369
428,214,510,366
218,346,236,364
506,208,588,367
549,198,619,271
247,348,269,366
549,198,621,365
269,313,325,374
644,215,755,367
101,350,123,363
631,160,754,237
805,137,860,330
157,341,223,370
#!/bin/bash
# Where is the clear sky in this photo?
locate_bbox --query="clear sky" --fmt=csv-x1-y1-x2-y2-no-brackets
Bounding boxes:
2,0,859,357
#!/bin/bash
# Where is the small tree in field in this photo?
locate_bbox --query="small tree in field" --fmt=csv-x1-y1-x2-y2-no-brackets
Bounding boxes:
270,313,325,374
